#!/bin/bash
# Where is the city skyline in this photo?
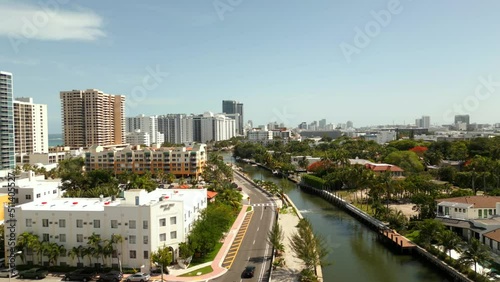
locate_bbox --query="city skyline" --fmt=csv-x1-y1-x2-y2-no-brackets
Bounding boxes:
2,1,500,133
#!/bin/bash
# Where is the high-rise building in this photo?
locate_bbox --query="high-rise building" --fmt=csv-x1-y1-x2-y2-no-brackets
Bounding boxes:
157,114,194,144
195,112,236,143
126,114,163,145
319,119,327,130
0,71,15,171
346,120,354,129
14,97,48,164
455,115,470,126
60,89,125,148
422,116,430,128
222,100,244,135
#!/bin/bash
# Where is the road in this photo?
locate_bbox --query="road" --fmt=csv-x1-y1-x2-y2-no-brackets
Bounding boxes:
211,171,277,282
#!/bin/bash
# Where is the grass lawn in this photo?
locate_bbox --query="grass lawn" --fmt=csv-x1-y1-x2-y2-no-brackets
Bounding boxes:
179,265,213,277
246,206,252,212
190,242,223,267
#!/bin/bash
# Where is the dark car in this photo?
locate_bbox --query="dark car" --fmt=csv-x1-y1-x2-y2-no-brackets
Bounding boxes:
64,268,97,282
242,266,255,278
97,271,123,282
18,268,48,279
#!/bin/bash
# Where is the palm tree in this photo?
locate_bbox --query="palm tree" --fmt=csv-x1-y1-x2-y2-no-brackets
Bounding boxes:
83,246,95,267
69,246,84,266
46,243,66,266
459,238,491,274
110,234,124,272
439,230,462,257
267,222,285,256
17,232,40,263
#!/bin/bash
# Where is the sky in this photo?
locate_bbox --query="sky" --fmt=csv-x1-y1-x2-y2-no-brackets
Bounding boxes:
1,0,500,133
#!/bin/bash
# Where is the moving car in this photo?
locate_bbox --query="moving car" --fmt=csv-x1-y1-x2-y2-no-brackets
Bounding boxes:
125,272,150,282
64,268,97,281
18,268,48,279
97,270,123,282
0,268,18,278
242,266,255,278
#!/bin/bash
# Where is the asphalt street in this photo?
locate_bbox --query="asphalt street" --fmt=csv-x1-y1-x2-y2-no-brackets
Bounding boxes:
210,172,277,282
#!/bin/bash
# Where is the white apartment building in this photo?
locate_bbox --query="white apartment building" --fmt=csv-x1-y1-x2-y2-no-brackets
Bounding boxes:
6,188,207,271
14,98,48,165
247,129,272,142
199,112,236,143
157,114,194,144
0,171,61,205
126,115,164,145
0,71,15,172
126,130,151,147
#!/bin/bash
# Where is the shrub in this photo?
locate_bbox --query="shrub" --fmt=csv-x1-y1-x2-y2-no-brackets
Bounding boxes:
299,268,318,282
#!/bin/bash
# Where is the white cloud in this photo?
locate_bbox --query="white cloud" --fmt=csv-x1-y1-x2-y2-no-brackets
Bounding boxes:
0,3,105,41
0,55,40,65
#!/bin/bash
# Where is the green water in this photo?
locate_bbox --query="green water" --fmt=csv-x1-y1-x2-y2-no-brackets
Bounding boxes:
225,153,451,282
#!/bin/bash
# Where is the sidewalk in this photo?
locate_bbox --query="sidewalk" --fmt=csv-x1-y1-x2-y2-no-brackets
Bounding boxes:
154,204,250,282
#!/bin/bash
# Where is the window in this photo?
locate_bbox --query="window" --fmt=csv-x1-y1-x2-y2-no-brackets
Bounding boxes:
53,189,57,194
77,234,83,243
159,218,166,226
143,220,148,229
25,195,32,200
479,209,483,217
111,220,118,228
94,220,100,228
143,236,148,244
36,193,41,198
170,231,177,239
42,219,49,227
129,220,136,229
59,234,66,242
130,250,136,259
59,219,66,228
42,233,49,242
143,251,149,259
129,235,136,244
490,209,493,216
159,233,166,242
26,218,32,227
170,217,177,225
76,219,83,228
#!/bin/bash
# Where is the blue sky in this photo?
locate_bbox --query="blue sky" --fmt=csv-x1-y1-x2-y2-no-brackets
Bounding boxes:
1,0,500,133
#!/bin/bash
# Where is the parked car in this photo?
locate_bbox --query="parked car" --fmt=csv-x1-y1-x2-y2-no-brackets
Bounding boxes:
18,268,48,279
64,268,97,282
0,268,18,278
125,272,150,282
97,271,123,282
242,266,255,278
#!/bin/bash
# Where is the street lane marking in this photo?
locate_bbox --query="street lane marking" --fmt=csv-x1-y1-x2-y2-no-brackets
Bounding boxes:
221,211,254,269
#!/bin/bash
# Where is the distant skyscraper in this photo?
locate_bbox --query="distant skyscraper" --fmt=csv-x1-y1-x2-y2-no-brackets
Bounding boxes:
319,119,326,130
14,97,48,164
346,120,353,129
60,89,125,148
0,71,15,170
455,115,470,126
298,122,307,130
126,114,163,145
194,112,236,143
157,114,194,144
422,116,430,128
222,100,244,135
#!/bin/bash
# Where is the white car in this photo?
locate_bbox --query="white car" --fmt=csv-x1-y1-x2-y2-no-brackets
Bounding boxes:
0,268,19,278
125,273,150,282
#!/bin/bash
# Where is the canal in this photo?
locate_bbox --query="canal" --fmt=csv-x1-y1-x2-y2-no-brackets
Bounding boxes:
222,153,451,282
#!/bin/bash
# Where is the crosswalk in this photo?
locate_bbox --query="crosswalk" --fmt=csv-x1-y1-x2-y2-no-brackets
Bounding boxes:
251,203,276,207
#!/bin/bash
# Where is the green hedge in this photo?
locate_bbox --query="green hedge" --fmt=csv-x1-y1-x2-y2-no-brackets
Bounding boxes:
302,174,326,189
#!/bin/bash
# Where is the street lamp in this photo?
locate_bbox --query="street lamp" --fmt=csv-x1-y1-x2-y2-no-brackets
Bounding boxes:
9,251,22,282
154,262,164,282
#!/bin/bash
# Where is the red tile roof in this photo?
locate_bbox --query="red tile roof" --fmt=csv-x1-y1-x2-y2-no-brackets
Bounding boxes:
484,228,500,242
437,196,500,209
207,191,218,199
365,163,404,172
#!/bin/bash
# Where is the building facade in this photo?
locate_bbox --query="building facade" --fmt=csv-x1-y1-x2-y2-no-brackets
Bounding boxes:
126,115,163,145
60,89,125,148
157,114,194,145
197,112,236,143
14,97,48,164
126,130,151,147
5,188,207,271
0,71,15,172
222,100,244,135
85,144,207,178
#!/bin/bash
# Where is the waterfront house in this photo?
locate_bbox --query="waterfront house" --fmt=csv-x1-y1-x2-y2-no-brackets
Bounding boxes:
364,163,404,177
436,196,500,220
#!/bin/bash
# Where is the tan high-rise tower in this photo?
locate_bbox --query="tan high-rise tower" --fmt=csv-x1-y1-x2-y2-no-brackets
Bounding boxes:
60,89,125,148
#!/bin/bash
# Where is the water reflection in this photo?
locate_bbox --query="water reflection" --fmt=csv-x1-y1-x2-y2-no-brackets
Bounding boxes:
222,153,449,282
